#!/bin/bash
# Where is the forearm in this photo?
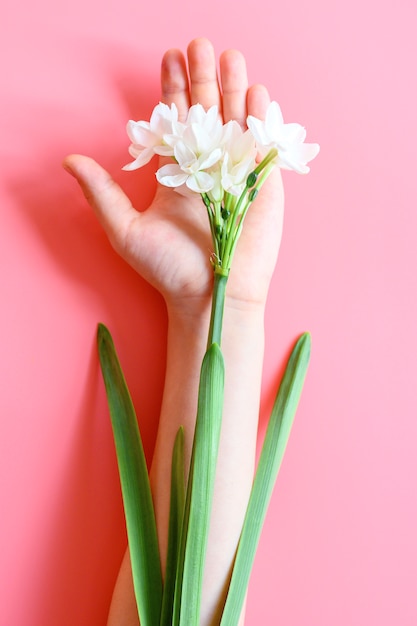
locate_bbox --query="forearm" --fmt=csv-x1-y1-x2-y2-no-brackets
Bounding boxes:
150,293,266,625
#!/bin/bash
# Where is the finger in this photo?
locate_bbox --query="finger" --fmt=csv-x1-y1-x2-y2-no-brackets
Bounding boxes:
187,38,221,112
219,49,248,127
161,48,190,122
247,83,271,119
63,154,139,255
246,85,284,215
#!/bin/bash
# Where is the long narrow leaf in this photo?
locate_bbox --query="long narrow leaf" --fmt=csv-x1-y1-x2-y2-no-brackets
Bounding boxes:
172,421,195,626
176,343,225,626
97,323,163,626
220,332,311,625
160,427,185,626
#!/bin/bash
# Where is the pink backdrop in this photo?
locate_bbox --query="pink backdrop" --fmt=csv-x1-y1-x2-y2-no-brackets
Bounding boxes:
2,0,416,624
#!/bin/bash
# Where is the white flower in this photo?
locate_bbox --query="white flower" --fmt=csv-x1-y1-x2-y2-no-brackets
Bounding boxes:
185,104,222,140
122,102,178,171
247,101,320,174
206,168,224,204
156,105,223,193
220,121,257,196
162,103,223,149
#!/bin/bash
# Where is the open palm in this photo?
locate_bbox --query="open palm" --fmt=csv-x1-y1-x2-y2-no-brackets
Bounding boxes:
64,38,284,313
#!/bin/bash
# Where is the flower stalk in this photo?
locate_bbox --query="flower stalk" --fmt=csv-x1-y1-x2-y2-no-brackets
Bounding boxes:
204,153,278,352
95,98,319,626
207,270,228,347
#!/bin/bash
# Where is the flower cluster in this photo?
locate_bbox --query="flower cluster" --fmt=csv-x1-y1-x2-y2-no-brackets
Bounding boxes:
123,100,319,273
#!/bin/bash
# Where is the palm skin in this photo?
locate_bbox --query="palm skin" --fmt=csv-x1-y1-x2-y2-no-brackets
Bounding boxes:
64,38,284,315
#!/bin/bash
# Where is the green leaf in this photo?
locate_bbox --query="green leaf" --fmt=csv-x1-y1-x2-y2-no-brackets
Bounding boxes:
160,427,185,626
97,323,162,626
220,332,311,626
175,343,225,626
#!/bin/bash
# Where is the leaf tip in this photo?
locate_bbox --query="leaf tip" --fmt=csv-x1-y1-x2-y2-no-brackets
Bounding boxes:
97,322,111,344
298,331,311,352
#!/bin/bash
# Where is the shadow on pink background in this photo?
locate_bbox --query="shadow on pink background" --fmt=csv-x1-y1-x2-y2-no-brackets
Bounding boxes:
1,0,416,624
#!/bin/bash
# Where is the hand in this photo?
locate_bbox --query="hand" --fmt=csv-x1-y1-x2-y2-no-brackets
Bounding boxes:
64,38,284,316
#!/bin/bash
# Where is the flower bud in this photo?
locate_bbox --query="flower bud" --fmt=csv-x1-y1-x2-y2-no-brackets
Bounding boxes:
246,172,258,188
202,195,212,209
248,188,258,202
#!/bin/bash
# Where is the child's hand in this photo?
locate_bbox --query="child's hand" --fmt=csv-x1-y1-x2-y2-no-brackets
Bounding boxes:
64,38,284,315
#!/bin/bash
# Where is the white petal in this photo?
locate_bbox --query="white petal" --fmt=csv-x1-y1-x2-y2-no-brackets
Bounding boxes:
189,123,211,153
149,103,167,128
247,115,271,147
126,120,154,146
238,129,257,159
199,147,222,170
186,171,214,193
156,164,188,187
222,120,240,148
278,123,307,148
170,120,187,140
174,141,196,168
154,144,175,157
300,142,320,162
233,156,255,182
278,153,310,174
122,147,154,170
207,170,223,203
181,125,199,154
150,102,178,135
224,181,246,196
186,103,205,125
277,141,320,174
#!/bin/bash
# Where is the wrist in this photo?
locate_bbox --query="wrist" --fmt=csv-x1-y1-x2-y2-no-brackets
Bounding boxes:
165,288,267,333
166,297,266,352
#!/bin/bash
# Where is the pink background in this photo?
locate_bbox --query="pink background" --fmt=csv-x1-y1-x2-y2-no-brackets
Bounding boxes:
1,0,416,624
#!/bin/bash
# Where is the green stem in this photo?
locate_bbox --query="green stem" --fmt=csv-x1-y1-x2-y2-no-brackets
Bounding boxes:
253,147,278,176
207,270,228,347
229,162,276,254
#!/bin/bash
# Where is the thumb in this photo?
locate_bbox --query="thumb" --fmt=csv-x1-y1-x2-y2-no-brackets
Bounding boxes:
63,154,139,256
